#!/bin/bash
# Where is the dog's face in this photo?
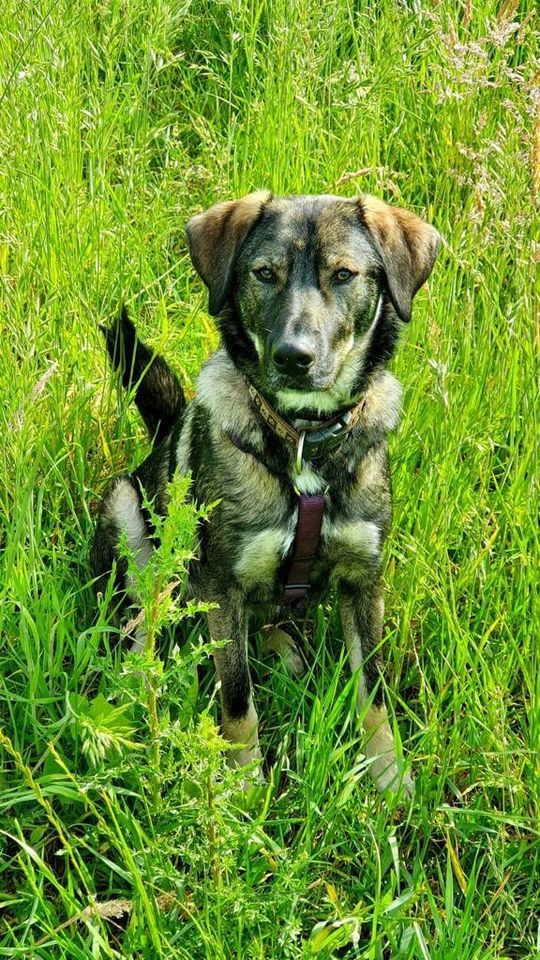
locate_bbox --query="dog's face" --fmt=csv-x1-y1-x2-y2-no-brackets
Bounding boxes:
235,198,383,404
187,192,440,413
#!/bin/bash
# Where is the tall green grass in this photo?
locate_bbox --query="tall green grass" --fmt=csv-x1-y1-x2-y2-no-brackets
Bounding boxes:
0,0,538,956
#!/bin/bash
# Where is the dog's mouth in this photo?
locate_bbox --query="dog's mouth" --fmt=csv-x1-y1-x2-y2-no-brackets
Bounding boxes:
267,366,336,392
259,343,361,416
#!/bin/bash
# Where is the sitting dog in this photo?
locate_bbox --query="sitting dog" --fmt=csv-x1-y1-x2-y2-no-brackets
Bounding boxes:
92,191,439,795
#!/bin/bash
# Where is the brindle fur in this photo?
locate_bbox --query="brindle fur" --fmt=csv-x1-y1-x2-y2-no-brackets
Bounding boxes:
92,192,440,795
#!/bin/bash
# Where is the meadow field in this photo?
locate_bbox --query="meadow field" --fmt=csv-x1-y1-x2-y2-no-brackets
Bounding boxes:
0,0,538,956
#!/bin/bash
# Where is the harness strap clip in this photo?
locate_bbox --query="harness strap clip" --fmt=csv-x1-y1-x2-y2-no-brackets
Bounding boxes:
295,431,307,475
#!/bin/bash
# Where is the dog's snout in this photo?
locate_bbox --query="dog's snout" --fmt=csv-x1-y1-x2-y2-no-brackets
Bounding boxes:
272,341,315,378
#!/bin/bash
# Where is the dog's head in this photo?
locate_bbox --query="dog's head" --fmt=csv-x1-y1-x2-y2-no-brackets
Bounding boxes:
187,192,440,414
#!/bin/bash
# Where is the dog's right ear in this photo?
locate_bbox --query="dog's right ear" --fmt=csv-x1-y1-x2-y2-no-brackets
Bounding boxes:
186,191,271,316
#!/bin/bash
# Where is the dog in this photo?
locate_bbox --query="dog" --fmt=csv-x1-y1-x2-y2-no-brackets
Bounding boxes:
92,191,440,795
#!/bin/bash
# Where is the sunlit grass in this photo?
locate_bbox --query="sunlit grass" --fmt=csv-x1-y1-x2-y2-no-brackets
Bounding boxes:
0,0,538,956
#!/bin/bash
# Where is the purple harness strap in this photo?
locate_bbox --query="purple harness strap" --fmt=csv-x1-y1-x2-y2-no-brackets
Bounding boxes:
282,494,325,607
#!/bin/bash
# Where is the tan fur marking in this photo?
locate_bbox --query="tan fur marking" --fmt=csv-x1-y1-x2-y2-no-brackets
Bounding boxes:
221,700,261,769
234,526,294,585
361,371,402,432
196,350,261,439
323,517,381,564
107,479,154,570
292,461,325,494
362,704,408,793
340,593,412,795
174,405,194,475
209,610,262,774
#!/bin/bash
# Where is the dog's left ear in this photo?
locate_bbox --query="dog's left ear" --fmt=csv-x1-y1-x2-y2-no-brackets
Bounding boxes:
187,190,272,316
358,195,440,323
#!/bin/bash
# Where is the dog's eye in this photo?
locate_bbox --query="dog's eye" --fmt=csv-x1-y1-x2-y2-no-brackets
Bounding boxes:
332,268,357,284
253,266,275,283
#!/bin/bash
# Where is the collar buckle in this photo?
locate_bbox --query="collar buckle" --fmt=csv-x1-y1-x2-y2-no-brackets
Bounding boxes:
302,410,353,459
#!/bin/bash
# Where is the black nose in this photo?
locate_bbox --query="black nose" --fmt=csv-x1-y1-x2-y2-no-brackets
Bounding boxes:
272,341,315,378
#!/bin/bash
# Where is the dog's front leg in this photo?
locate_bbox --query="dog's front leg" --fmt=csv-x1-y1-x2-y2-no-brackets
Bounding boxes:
339,579,413,797
207,600,261,775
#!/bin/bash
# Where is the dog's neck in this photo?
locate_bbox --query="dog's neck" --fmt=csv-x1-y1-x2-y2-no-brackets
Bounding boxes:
243,368,369,427
251,375,370,432
243,379,368,471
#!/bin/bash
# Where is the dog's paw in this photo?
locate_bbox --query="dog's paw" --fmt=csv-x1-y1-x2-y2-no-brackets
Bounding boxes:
401,770,415,799
227,745,264,790
362,707,413,801
370,755,414,800
263,626,305,677
282,640,305,678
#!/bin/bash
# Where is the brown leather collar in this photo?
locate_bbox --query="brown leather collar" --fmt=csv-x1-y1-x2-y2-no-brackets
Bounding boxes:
247,382,365,471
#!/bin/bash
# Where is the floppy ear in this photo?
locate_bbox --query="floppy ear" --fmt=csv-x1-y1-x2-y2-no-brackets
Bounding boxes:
358,195,440,322
186,190,272,316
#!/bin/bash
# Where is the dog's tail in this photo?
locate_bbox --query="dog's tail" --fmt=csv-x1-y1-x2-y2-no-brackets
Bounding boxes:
101,307,185,443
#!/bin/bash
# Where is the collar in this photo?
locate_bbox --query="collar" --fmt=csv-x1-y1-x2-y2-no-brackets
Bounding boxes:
246,382,365,472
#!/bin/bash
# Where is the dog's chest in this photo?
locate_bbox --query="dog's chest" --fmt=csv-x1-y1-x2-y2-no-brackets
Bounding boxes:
232,462,382,592
232,461,324,588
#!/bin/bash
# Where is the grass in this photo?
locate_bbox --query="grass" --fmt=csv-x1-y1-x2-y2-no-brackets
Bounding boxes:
0,0,538,956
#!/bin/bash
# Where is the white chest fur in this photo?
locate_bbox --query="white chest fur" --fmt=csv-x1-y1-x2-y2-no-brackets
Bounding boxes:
233,491,381,594
291,462,380,561
322,515,381,559
290,460,325,495
233,516,297,587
